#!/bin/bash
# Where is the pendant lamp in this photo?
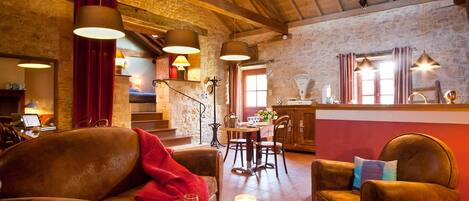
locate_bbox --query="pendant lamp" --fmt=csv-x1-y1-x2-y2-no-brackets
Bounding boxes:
74,5,125,40
18,60,52,69
172,55,191,70
163,29,200,54
220,41,251,61
354,57,376,72
411,50,440,71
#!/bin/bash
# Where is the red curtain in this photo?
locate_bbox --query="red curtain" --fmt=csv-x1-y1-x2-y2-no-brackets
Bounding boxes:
339,53,355,104
228,64,238,113
393,47,413,104
73,0,117,128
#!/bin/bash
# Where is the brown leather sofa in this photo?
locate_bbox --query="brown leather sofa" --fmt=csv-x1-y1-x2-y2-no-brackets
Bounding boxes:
311,133,459,201
0,127,223,201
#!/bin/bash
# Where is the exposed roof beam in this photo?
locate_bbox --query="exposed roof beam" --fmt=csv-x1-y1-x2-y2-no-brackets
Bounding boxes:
185,0,288,34
258,0,286,22
336,0,344,11
236,0,438,38
289,0,304,20
312,0,323,16
127,32,163,55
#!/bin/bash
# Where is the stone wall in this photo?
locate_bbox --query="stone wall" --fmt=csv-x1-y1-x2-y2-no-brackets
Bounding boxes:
241,0,469,104
0,0,74,129
112,75,131,128
119,0,231,143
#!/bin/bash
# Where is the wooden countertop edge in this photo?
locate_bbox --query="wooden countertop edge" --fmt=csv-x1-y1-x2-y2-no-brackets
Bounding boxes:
315,104,469,111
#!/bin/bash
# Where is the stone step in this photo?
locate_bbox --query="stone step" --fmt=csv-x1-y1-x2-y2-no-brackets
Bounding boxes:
131,112,163,121
147,128,177,138
160,135,192,147
131,120,169,130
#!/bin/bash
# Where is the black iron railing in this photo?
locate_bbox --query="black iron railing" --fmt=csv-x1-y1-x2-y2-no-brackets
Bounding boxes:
152,79,206,144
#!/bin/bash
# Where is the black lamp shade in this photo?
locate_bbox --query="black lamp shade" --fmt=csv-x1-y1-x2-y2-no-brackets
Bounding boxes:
163,29,200,54
220,41,251,61
74,5,125,40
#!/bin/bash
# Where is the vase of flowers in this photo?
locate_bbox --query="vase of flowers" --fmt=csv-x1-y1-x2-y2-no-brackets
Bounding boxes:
257,109,278,124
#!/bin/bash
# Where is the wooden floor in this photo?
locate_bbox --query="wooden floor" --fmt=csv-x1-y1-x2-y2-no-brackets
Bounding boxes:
220,147,315,201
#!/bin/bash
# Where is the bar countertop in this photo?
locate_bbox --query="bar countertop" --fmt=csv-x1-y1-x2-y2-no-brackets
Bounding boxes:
316,104,469,111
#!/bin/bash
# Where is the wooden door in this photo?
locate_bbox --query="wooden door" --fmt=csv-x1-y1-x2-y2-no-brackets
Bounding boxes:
296,107,316,147
242,69,267,121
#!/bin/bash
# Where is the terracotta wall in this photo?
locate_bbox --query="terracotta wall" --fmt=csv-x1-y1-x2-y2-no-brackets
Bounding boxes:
241,0,469,105
316,119,469,200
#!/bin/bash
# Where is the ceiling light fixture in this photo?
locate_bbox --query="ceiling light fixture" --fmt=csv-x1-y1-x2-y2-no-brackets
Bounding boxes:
411,50,440,71
354,57,376,72
17,60,52,69
73,5,125,40
163,29,200,54
220,19,250,61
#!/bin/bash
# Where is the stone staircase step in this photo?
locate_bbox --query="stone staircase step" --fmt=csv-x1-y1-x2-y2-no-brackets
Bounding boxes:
147,128,177,138
131,112,163,121
131,120,169,130
160,135,192,147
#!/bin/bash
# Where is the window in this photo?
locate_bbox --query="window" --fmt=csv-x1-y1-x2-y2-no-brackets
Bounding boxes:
356,60,395,104
244,73,267,107
242,68,267,121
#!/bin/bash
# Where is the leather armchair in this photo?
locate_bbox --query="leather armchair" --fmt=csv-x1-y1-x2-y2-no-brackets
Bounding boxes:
311,133,460,201
0,127,223,201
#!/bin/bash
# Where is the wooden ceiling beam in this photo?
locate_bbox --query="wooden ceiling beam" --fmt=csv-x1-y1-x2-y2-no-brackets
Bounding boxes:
235,0,439,38
289,0,438,28
312,0,323,16
185,0,288,34
289,0,304,20
128,32,163,55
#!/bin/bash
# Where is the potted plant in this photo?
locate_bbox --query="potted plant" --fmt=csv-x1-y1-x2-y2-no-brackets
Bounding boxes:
257,109,278,124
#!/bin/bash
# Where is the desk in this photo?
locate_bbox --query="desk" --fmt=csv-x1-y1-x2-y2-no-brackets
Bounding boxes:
16,129,58,140
222,124,275,176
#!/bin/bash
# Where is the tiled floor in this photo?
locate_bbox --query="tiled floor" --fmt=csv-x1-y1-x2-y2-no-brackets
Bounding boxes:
220,147,315,201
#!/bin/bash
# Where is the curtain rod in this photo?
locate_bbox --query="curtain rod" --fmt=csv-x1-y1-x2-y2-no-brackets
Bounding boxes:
336,47,417,58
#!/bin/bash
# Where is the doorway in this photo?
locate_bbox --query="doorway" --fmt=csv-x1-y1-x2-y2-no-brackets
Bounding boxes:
242,68,267,121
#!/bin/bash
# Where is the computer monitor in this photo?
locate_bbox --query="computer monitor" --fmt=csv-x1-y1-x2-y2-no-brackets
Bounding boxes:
21,114,41,128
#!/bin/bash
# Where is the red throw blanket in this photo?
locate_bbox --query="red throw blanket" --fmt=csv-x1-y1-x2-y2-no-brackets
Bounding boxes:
134,128,209,201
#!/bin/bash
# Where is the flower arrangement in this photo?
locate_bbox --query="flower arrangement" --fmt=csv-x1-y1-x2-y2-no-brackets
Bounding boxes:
257,109,278,122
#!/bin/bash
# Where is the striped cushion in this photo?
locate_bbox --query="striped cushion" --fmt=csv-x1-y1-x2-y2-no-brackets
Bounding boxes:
352,156,397,191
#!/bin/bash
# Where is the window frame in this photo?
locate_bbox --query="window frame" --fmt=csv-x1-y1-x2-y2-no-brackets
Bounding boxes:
242,69,267,108
356,59,395,104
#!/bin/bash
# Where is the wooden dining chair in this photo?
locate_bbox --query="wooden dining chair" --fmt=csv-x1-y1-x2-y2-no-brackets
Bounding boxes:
257,115,290,177
223,114,251,167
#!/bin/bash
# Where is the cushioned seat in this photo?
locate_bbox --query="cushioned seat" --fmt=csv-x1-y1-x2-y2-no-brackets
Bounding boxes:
317,191,359,201
0,128,223,201
311,133,460,201
102,176,218,201
229,138,247,143
256,141,282,147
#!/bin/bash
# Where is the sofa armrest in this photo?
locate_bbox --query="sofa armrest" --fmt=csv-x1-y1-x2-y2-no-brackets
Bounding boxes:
361,180,460,201
172,148,223,200
311,159,354,201
0,197,89,201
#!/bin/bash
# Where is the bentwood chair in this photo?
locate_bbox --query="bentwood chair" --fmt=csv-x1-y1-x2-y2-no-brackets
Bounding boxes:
257,115,290,177
223,114,252,167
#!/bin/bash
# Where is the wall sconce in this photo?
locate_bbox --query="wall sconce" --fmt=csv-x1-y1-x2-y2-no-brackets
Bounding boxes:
411,50,440,71
130,77,142,91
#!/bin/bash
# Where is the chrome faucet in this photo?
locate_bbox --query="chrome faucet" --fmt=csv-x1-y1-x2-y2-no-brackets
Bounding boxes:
408,92,428,104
